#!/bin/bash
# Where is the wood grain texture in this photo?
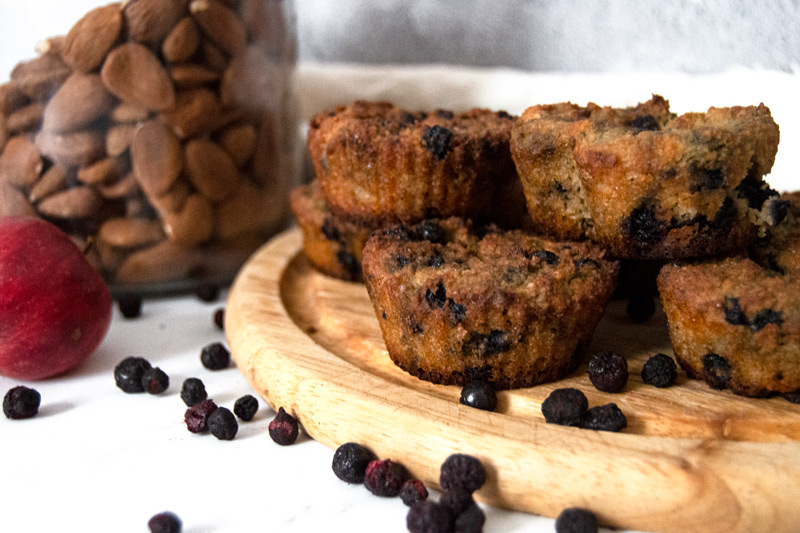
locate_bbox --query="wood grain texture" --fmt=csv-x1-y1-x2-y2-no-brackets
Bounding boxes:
226,227,800,533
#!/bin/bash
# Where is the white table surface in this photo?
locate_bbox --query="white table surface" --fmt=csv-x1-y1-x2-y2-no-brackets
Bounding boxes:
1,291,631,533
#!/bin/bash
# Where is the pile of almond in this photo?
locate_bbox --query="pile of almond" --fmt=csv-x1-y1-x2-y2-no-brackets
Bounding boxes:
0,0,296,287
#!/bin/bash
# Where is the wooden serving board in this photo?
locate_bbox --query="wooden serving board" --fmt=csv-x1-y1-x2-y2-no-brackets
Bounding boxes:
226,227,800,533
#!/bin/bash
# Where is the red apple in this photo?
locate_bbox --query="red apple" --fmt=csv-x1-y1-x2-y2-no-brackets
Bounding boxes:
0,216,112,380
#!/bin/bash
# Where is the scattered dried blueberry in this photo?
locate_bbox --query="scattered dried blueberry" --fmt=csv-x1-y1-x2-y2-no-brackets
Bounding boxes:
213,308,225,331
184,399,218,433
440,454,486,494
180,378,207,407
541,388,588,427
195,284,219,302
208,406,238,440
587,351,628,393
117,296,142,319
332,442,377,484
148,511,182,533
141,367,169,395
399,479,429,507
114,357,152,393
555,507,598,533
454,501,486,533
641,353,678,388
364,459,409,497
440,489,474,515
200,342,230,370
407,501,455,533
3,386,40,419
233,395,258,421
269,407,299,445
459,380,497,412
626,294,655,322
582,403,627,432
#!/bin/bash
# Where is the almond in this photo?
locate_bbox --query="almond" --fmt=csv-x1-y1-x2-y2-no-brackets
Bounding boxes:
240,0,292,56
162,193,214,245
0,114,7,152
130,120,183,198
123,0,190,46
216,183,282,240
184,138,240,202
28,165,68,203
101,43,176,112
6,103,44,134
36,186,101,219
42,73,115,133
151,179,190,214
0,136,43,187
63,3,123,73
160,88,222,139
221,45,281,112
99,217,165,248
115,240,203,284
10,54,71,100
77,156,129,185
201,40,228,72
111,102,150,123
162,17,201,63
35,129,105,168
0,82,29,115
0,181,36,217
35,36,67,59
97,171,139,200
106,123,137,157
217,123,256,168
169,64,219,88
190,0,246,56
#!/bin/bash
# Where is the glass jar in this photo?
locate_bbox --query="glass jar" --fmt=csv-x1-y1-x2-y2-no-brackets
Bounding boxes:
0,0,298,296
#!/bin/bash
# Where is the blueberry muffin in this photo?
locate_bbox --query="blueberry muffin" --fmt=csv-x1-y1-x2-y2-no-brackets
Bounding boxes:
289,181,372,281
307,101,519,225
361,217,619,389
658,193,800,397
510,95,783,259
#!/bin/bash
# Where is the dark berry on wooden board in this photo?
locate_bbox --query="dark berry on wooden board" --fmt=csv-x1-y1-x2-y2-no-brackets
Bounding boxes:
180,378,208,407
541,388,588,427
407,500,455,533
555,507,598,533
459,380,497,412
200,342,230,370
440,454,486,494
184,399,218,433
332,442,377,484
641,353,678,388
582,403,627,432
233,395,258,421
148,511,182,533
3,386,40,419
269,407,299,445
440,490,474,515
400,479,429,507
207,407,238,440
454,501,486,533
114,357,152,393
364,459,408,497
142,367,169,395
587,351,628,393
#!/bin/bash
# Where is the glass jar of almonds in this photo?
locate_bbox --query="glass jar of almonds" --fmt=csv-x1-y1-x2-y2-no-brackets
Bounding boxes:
0,0,298,295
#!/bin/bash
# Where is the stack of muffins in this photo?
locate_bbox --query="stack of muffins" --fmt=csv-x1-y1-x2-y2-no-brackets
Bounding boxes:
291,95,798,399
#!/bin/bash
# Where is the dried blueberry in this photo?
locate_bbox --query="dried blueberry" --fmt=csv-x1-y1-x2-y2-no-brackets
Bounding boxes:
233,395,258,421
200,342,230,370
332,442,377,483
407,501,455,533
691,166,725,191
434,109,454,119
641,353,678,388
399,479,429,507
180,377,207,406
440,454,486,494
555,507,598,533
574,258,601,269
418,219,446,244
454,501,486,533
625,203,663,245
630,114,659,132
541,388,588,427
782,391,800,404
426,281,448,309
148,511,182,533
208,406,238,440
583,403,627,432
336,251,360,277
440,490,474,515
702,353,732,389
321,218,341,241
723,297,749,326
213,307,225,331
195,284,219,302
423,125,454,161
587,351,628,393
751,309,783,332
364,459,408,497
269,407,299,445
395,254,410,268
117,296,142,319
3,386,40,419
459,380,497,412
448,299,466,323
463,330,511,357
184,399,218,433
429,253,445,268
736,174,778,210
114,357,152,393
530,249,560,265
770,198,790,226
142,367,169,395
